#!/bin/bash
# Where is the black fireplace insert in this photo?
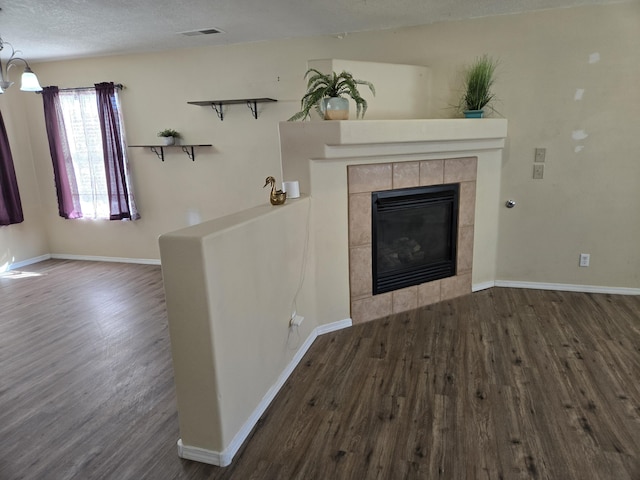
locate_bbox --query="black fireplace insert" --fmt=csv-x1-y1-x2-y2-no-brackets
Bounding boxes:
372,184,459,295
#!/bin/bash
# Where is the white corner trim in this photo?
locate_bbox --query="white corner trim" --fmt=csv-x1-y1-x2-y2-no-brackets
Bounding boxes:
472,281,495,292
177,439,226,466
177,318,353,467
50,253,161,265
494,280,640,296
7,254,51,270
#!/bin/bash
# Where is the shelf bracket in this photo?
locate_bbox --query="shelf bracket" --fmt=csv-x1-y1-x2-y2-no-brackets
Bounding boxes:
130,144,210,161
181,146,196,161
210,103,224,121
247,100,259,119
188,98,276,120
149,146,165,162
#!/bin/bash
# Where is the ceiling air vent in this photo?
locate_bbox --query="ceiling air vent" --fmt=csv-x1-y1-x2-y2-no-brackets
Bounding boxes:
180,28,224,36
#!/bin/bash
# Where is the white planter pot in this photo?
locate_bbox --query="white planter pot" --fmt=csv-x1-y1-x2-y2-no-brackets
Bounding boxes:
321,97,349,120
162,136,175,146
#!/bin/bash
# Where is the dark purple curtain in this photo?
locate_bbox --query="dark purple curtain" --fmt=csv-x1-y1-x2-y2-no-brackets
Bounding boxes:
41,86,83,219
0,110,24,226
95,82,138,220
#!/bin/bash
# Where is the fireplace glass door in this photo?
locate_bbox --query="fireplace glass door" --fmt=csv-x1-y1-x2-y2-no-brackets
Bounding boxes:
372,184,459,294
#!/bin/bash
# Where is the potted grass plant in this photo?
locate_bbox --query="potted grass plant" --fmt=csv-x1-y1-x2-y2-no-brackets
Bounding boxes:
288,69,375,121
459,55,498,118
157,128,181,146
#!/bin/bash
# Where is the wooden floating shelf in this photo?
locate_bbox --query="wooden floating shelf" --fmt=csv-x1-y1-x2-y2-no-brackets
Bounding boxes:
187,98,277,120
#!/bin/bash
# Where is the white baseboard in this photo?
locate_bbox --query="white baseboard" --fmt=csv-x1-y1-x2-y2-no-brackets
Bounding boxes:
7,254,51,270
177,317,353,467
50,253,161,265
8,253,160,268
472,281,495,292
317,318,353,335
494,280,640,296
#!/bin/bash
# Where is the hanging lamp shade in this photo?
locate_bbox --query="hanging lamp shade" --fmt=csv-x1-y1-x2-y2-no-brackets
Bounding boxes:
20,67,42,92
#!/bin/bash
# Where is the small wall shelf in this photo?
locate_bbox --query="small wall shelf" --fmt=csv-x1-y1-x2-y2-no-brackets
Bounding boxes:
187,98,277,121
129,144,212,161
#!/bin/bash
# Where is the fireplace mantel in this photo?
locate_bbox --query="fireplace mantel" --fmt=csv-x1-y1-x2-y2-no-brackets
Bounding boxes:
279,119,507,193
278,119,508,324
280,118,507,143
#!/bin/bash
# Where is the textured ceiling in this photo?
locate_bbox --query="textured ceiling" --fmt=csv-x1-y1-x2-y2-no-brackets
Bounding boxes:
0,0,629,62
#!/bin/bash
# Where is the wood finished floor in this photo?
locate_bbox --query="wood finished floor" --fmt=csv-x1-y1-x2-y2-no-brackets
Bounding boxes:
0,260,638,479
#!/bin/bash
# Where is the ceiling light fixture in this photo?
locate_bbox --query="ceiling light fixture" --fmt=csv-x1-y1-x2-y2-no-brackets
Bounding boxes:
0,33,42,94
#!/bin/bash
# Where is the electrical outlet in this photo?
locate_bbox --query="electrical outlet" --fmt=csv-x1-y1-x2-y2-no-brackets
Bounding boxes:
579,253,590,267
535,148,546,162
533,164,544,180
290,314,304,327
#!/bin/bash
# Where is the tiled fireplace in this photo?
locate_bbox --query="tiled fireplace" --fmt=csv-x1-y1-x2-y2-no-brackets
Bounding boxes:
279,119,508,326
347,157,477,323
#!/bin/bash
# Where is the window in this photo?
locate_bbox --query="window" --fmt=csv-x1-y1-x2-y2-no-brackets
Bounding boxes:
58,89,110,219
42,83,138,220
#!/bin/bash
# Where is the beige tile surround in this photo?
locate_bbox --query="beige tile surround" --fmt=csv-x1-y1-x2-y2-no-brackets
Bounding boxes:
348,157,477,324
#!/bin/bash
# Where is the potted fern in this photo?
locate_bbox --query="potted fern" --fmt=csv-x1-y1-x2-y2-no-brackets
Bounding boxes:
288,69,375,121
157,128,181,146
459,55,498,118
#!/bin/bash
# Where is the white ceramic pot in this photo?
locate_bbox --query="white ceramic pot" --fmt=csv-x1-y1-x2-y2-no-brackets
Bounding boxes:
162,136,175,146
321,97,349,120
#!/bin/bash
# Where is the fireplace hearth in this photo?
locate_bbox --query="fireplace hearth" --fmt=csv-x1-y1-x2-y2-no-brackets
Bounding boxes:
372,184,459,294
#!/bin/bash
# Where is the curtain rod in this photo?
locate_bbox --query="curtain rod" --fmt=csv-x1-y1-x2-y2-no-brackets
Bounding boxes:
36,83,124,94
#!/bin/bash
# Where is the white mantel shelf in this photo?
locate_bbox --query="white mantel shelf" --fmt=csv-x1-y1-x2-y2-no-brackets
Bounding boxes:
279,119,508,163
279,119,508,193
280,118,508,146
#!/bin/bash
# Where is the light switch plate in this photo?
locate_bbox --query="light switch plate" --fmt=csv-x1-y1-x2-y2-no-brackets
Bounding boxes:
533,164,544,179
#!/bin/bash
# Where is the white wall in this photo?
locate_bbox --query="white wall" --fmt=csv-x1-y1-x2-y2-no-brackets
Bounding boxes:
0,93,49,269
307,59,431,119
3,2,639,288
159,197,317,463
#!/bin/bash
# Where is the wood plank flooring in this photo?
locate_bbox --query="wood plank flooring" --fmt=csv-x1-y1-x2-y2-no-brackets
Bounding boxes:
1,260,639,479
